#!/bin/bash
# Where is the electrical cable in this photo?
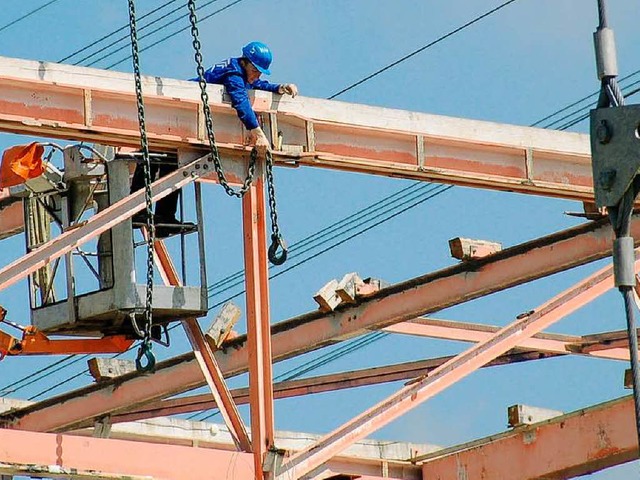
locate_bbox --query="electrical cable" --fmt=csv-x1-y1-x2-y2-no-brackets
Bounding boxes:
194,332,389,421
0,354,76,396
70,0,183,66
59,0,181,63
328,0,519,99
0,0,63,36
553,83,640,131
98,0,245,70
27,369,88,401
206,182,427,295
206,184,451,308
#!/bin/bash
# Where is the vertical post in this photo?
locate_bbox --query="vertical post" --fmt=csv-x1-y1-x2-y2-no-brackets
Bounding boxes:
242,171,275,479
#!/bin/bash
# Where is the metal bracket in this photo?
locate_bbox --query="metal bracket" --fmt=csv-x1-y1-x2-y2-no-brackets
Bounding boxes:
590,105,640,207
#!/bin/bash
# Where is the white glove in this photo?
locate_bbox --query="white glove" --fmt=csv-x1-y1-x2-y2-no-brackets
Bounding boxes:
278,83,299,98
248,127,270,156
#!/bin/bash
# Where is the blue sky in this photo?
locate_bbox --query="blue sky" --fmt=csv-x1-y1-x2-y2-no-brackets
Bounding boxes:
1,1,640,478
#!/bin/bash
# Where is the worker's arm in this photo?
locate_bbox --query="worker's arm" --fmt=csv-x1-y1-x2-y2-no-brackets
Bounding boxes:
224,74,270,155
250,79,281,93
251,79,299,98
224,74,261,130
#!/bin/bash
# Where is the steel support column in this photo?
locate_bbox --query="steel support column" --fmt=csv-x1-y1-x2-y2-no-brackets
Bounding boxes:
275,260,618,479
242,176,275,478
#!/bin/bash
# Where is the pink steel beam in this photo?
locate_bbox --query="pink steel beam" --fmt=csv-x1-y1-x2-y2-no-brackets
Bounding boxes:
0,427,254,480
420,395,637,479
153,240,252,452
383,317,632,361
2,216,633,433
111,350,556,423
242,177,275,477
0,55,595,201
275,260,619,479
0,155,208,292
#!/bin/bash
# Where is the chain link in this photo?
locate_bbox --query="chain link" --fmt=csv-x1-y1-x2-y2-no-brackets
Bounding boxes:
187,0,256,197
128,0,155,371
187,0,287,264
265,150,287,265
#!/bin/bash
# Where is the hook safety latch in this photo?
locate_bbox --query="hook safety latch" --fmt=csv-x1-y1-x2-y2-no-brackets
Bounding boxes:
268,233,288,265
135,341,156,372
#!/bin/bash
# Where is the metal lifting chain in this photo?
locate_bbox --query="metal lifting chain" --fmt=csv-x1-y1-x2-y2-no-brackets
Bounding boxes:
187,0,256,197
265,150,287,265
128,0,156,372
187,0,287,265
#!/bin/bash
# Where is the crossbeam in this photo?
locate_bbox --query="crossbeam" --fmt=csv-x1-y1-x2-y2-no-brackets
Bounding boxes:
419,396,638,479
384,317,633,361
0,427,254,480
274,258,621,479
0,215,631,433
111,350,556,423
0,55,593,202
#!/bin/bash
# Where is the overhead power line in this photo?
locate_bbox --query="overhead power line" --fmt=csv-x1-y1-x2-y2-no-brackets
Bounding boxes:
104,0,245,70
61,0,182,64
0,0,63,36
328,0,519,99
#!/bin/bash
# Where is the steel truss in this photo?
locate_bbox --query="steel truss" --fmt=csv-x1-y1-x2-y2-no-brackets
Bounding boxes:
0,56,637,479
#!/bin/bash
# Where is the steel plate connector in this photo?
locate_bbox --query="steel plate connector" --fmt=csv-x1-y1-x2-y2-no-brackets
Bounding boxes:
590,105,640,207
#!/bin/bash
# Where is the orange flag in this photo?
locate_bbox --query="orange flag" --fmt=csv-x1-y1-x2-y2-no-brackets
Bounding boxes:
0,142,45,188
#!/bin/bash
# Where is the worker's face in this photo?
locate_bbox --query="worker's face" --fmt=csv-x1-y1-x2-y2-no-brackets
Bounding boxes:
244,61,262,83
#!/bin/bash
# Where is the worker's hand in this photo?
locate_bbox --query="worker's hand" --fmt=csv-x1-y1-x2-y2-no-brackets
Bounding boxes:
248,127,271,157
278,83,299,98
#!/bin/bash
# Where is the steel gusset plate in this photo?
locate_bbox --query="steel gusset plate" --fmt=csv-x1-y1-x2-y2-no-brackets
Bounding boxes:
590,105,640,207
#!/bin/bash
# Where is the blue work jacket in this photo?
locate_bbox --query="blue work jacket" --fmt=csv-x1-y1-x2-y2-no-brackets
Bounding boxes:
195,57,280,130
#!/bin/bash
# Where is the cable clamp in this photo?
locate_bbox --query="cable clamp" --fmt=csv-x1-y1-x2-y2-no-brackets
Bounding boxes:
594,27,619,79
613,236,636,287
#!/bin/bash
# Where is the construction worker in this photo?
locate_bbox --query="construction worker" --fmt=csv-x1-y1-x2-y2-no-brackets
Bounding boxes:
131,42,297,236
198,41,298,155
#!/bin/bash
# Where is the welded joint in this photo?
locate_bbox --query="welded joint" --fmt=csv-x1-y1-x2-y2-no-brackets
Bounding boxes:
416,135,425,170
524,148,534,183
93,416,112,438
263,448,287,474
305,121,316,153
82,89,93,128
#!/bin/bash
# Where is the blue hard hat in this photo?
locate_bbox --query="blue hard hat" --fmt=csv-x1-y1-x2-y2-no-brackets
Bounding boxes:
242,41,272,75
